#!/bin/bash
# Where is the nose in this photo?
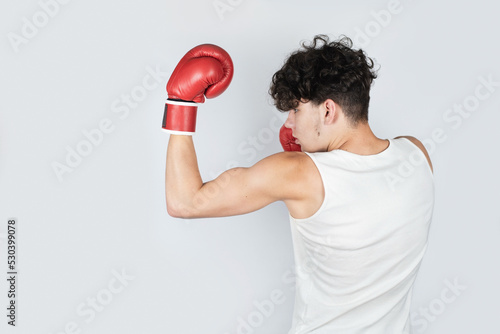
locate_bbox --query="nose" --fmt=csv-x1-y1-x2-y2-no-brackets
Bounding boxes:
284,110,294,129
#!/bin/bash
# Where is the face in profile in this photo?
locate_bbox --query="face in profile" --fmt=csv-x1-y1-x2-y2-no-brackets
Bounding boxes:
284,101,326,153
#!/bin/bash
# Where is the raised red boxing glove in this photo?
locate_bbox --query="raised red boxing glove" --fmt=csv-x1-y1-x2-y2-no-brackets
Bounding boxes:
279,124,301,152
162,44,234,134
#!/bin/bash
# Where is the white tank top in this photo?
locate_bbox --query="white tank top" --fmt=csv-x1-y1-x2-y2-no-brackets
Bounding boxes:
288,137,434,334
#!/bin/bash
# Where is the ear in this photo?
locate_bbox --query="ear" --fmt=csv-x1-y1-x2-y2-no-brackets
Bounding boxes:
323,99,337,125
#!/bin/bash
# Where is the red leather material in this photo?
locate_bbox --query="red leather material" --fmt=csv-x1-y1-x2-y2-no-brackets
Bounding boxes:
167,44,233,103
279,124,302,151
163,103,198,133
163,44,233,133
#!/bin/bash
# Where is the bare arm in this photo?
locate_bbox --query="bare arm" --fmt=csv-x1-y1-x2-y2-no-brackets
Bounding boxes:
165,135,320,219
164,135,203,217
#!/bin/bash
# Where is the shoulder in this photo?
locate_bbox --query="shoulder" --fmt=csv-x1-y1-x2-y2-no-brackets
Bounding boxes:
249,151,322,199
252,151,318,183
394,136,433,173
256,152,323,218
255,151,313,168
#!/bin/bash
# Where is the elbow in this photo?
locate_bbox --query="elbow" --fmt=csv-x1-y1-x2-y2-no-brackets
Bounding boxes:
166,199,195,219
165,191,183,218
166,202,181,218
166,200,183,218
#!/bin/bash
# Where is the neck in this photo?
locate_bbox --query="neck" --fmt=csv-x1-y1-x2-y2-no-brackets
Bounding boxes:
326,122,388,155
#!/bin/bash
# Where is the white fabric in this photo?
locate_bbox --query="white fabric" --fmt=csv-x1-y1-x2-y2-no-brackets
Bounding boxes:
287,137,435,334
164,99,198,107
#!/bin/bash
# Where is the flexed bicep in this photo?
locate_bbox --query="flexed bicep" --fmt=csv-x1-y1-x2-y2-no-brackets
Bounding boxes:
173,152,312,219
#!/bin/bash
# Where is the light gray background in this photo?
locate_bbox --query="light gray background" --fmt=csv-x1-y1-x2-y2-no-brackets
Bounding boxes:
1,0,499,333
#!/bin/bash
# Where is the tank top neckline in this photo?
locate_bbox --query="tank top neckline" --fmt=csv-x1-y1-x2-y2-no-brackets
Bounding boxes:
329,138,392,158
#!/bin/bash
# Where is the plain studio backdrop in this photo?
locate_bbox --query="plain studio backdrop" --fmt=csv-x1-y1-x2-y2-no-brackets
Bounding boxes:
1,0,499,333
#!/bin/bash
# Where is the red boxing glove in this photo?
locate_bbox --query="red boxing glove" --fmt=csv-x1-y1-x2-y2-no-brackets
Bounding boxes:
279,124,301,152
162,44,234,135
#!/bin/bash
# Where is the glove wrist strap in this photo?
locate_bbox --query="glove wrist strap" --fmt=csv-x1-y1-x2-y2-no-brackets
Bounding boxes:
162,99,198,135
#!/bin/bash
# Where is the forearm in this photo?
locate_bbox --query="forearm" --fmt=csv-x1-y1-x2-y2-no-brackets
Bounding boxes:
165,135,203,216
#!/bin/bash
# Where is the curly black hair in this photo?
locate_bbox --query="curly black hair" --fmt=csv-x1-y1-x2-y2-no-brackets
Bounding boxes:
269,35,378,125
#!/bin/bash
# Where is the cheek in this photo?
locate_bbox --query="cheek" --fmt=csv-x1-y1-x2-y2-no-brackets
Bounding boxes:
297,116,312,134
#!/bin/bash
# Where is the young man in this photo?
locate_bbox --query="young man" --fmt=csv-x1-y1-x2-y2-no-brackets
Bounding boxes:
163,36,434,333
